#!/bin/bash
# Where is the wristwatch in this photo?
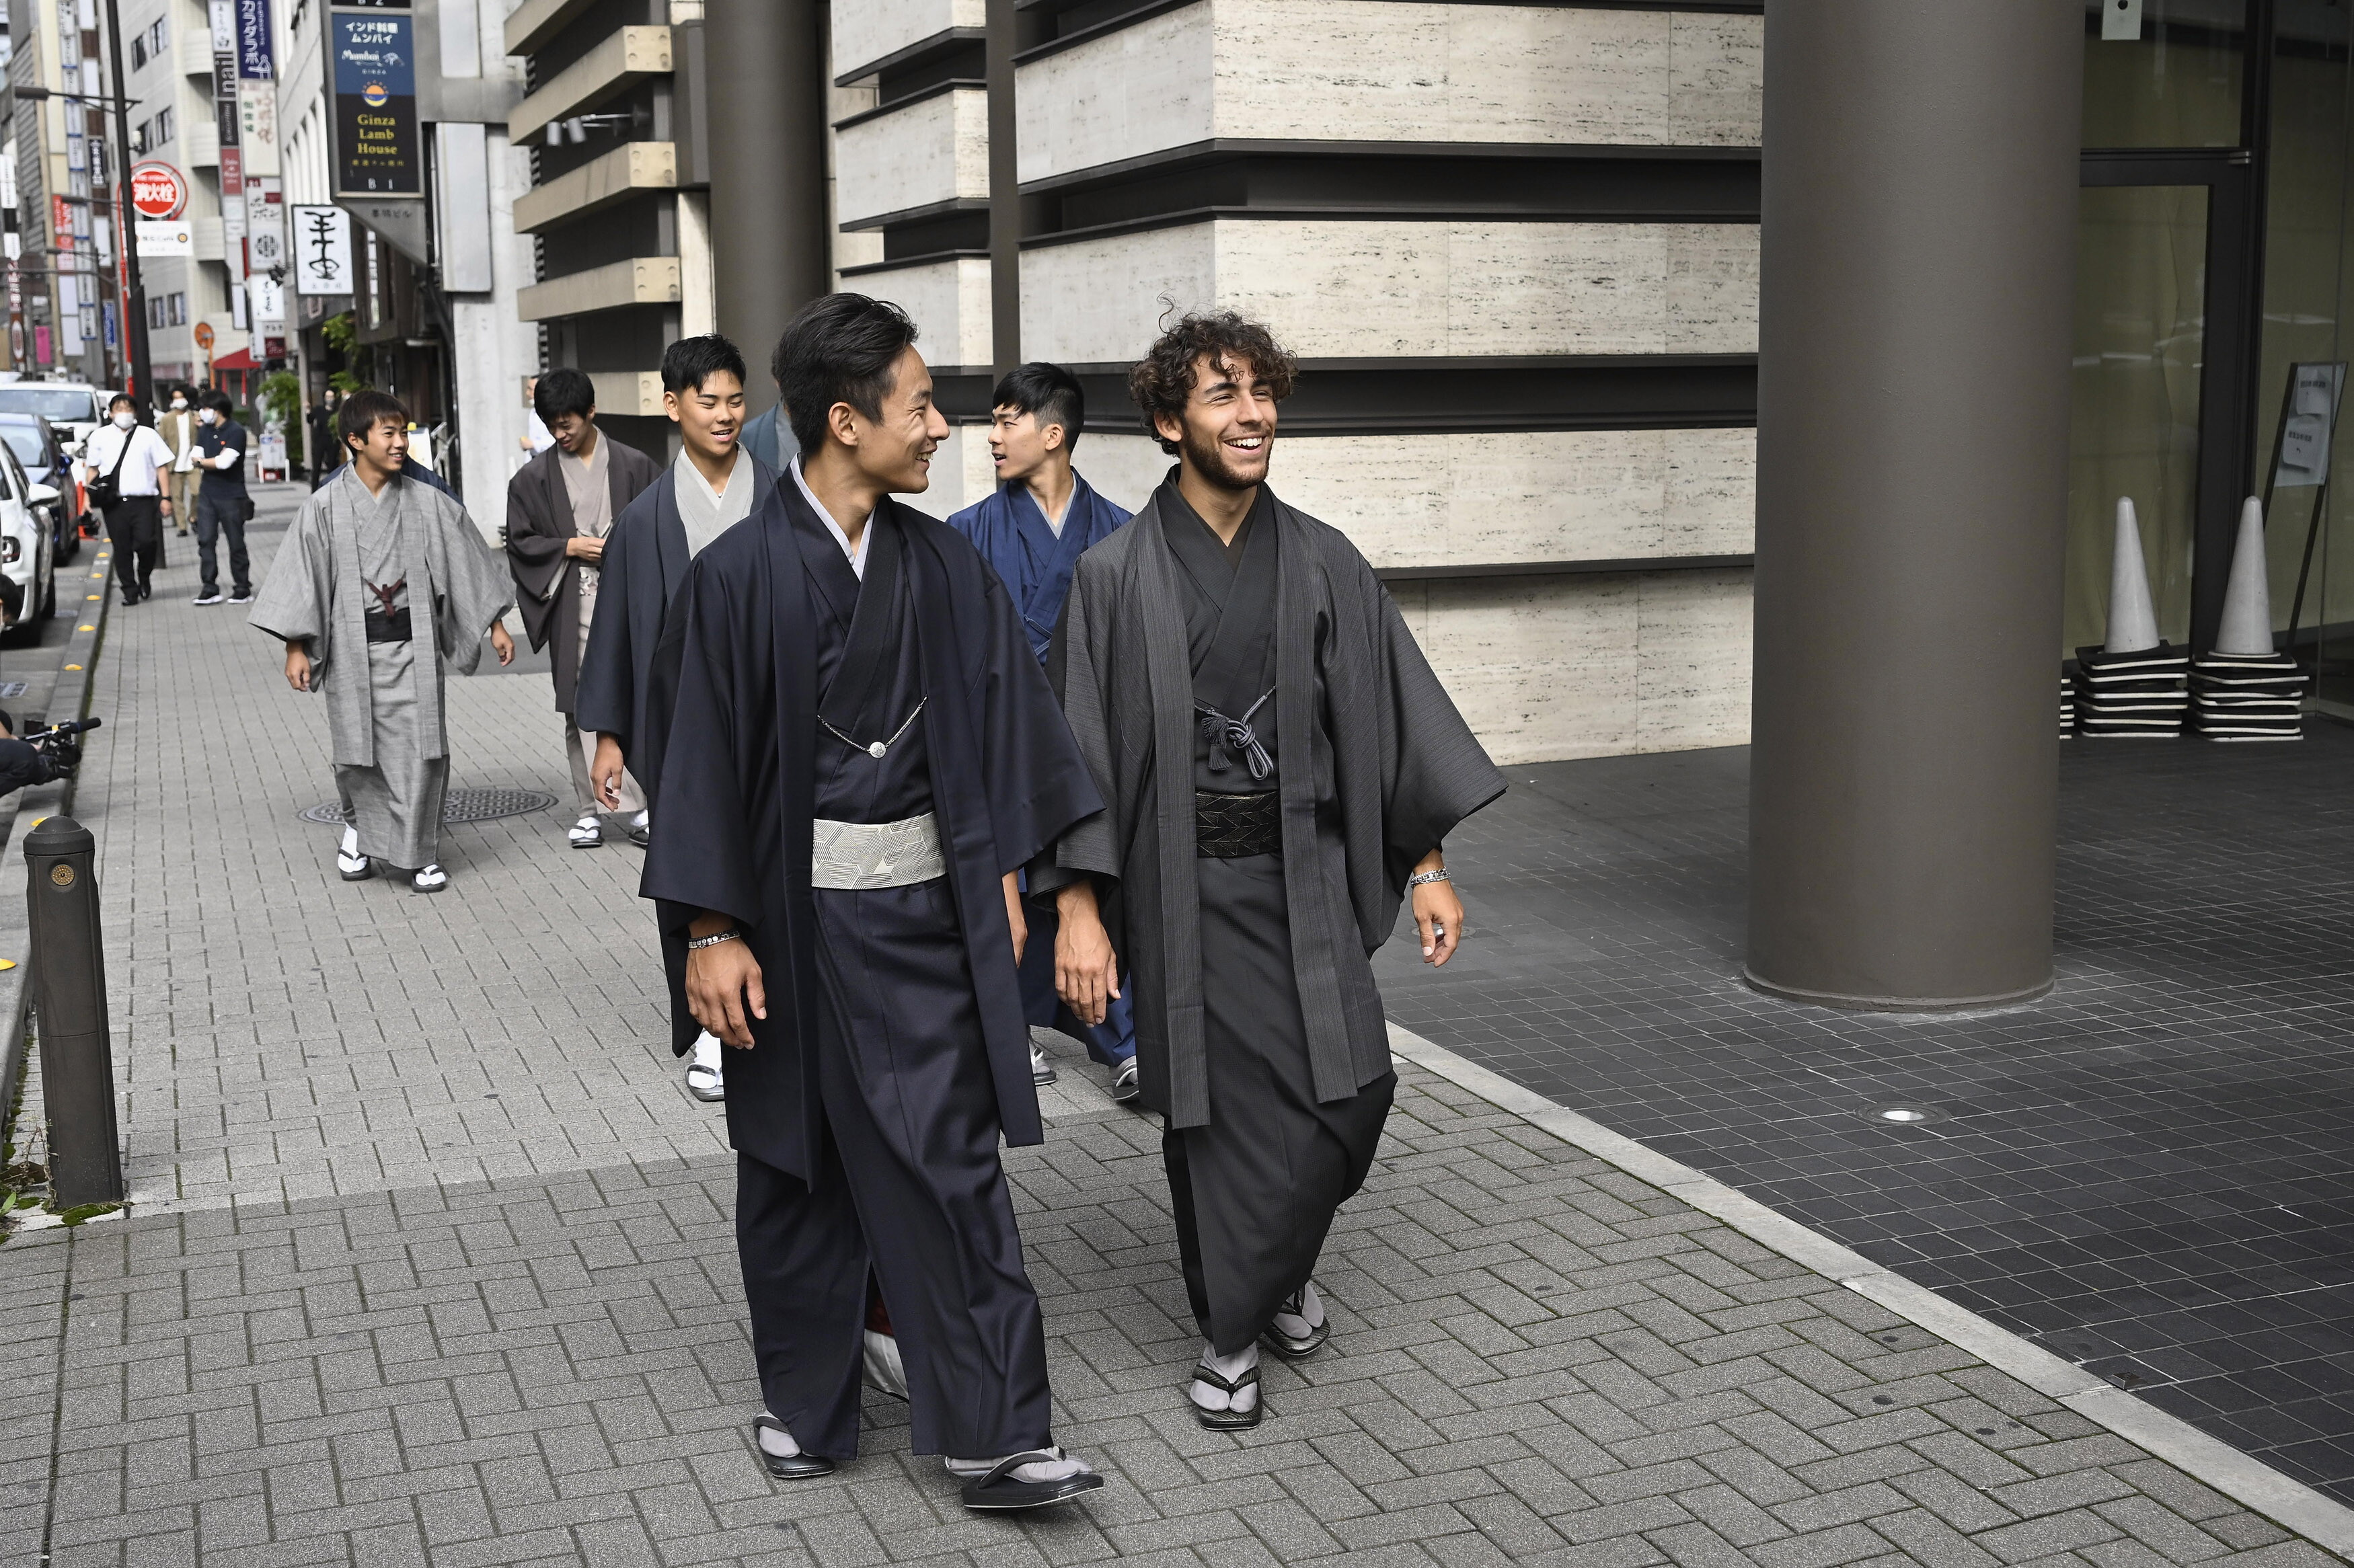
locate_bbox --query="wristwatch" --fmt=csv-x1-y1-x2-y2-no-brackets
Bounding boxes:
687,928,741,950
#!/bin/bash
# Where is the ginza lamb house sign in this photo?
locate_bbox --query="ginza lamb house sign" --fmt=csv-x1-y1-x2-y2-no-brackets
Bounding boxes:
130,163,188,221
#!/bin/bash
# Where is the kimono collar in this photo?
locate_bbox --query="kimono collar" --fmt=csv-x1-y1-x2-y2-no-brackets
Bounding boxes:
790,456,869,578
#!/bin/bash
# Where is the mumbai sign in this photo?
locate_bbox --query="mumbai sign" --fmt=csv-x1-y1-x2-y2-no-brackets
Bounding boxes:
332,12,420,194
129,161,188,221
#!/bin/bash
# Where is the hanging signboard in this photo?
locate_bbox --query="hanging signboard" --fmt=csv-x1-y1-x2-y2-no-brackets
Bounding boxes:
289,204,353,294
129,162,188,221
332,12,422,194
135,220,194,257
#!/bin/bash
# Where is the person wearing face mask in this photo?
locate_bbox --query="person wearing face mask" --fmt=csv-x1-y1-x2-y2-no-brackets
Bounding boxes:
82,395,176,605
305,388,340,488
157,387,201,536
190,391,252,605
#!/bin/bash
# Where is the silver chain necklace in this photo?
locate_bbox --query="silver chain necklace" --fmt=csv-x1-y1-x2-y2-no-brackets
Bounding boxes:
821,699,926,759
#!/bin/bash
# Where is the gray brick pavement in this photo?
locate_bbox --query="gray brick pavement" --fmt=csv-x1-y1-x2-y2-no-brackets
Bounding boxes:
2,487,2346,1566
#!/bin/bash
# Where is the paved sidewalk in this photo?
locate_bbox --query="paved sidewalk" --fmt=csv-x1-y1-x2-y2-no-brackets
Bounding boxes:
1,487,2347,1566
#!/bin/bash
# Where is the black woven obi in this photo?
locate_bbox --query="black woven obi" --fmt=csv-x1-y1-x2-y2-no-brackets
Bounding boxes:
364,607,413,643
1195,790,1279,857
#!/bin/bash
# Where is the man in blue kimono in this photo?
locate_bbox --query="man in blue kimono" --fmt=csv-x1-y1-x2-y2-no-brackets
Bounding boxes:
948,363,1139,1101
644,295,1107,1510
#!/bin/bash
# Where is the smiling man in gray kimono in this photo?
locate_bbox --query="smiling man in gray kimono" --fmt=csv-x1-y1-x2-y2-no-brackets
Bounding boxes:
1039,311,1505,1427
252,389,516,894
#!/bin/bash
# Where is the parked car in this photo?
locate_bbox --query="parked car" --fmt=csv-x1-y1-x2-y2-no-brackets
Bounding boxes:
0,414,85,563
0,380,112,458
0,438,60,640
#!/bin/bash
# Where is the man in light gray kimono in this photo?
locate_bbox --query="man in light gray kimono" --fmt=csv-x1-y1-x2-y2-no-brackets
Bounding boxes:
252,389,517,894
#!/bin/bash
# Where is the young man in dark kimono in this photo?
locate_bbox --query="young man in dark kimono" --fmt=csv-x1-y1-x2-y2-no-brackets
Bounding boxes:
946,362,1139,1100
575,334,776,1101
1040,311,1505,1427
642,293,1108,1509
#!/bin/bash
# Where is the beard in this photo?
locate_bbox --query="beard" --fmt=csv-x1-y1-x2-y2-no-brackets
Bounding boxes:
1178,422,1271,491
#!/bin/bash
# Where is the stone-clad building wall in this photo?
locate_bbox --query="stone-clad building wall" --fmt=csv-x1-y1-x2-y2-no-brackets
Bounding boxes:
833,0,1763,765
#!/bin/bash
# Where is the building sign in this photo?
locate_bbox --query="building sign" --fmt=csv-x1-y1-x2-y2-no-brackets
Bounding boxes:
235,0,272,79
247,178,284,273
208,1,241,153
290,204,353,294
50,196,73,252
332,13,422,194
129,161,188,221
135,220,194,256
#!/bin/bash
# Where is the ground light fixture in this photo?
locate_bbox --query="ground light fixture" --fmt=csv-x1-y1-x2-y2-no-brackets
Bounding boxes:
1864,1103,1942,1126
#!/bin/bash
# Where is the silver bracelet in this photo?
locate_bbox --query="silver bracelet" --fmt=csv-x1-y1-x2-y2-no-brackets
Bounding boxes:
686,928,742,951
1407,868,1450,888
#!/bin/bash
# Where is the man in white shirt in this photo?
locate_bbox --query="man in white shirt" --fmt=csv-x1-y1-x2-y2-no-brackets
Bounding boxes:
81,394,176,605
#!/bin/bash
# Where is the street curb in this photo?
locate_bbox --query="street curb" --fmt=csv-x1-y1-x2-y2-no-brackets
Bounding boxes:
1387,1023,2354,1563
0,547,114,1158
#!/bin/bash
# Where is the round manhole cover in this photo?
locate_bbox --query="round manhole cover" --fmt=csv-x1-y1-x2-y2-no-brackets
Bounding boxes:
300,788,559,826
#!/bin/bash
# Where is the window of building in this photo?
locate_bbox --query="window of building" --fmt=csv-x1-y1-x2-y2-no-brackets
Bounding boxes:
147,17,165,54
167,290,185,326
153,106,172,145
129,36,144,67
147,295,163,329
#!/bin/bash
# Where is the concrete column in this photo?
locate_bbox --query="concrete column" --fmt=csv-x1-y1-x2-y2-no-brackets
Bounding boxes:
704,1,829,374
1745,1,2084,1010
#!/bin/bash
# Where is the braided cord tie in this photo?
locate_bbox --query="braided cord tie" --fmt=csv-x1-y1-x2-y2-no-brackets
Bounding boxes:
1195,689,1275,781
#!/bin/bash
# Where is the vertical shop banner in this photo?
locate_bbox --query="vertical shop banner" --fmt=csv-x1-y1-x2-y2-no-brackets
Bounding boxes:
289,204,352,294
209,0,241,153
332,12,422,194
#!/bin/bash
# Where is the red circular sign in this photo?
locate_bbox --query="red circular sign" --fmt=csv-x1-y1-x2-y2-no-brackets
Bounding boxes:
129,161,187,221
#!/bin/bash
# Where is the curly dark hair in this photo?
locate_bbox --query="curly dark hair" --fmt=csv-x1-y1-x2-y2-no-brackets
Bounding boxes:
1128,310,1297,455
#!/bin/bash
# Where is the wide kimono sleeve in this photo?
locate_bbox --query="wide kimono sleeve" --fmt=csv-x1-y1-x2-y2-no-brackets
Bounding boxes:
1371,575,1503,881
971,550,1104,874
639,554,766,935
246,494,334,683
1032,553,1121,894
428,493,517,677
503,459,568,652
573,508,638,740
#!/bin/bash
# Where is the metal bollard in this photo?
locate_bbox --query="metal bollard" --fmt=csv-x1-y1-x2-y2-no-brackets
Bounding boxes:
24,814,122,1206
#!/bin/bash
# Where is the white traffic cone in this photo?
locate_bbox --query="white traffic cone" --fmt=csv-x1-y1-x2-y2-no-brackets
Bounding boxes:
2105,497,2162,654
2213,496,2274,656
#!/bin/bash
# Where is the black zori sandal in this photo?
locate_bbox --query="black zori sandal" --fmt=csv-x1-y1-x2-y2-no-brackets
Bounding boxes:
1188,1362,1264,1430
751,1414,835,1480
959,1451,1106,1510
1262,1290,1330,1360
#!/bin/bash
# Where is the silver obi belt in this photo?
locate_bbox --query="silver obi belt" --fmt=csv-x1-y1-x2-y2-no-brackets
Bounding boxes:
810,812,946,890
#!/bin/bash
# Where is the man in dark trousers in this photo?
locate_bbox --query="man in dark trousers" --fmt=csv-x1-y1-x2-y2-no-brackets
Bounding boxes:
946,362,1139,1099
642,293,1106,1509
81,393,175,604
502,369,661,851
190,390,252,606
1039,311,1505,1429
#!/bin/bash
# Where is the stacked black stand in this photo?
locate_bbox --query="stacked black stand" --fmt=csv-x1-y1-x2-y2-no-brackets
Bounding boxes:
2072,643,2189,737
2191,650,2306,740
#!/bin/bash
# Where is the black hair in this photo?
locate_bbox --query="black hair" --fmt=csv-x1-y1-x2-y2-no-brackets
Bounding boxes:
108,392,136,413
991,362,1084,453
660,333,747,395
533,368,597,425
338,389,409,452
202,389,236,417
774,293,918,457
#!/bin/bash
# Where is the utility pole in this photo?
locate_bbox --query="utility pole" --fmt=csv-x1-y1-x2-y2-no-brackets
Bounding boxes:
100,0,151,405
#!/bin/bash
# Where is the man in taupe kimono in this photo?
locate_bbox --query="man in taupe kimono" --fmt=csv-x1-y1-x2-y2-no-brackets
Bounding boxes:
504,368,662,848
251,389,517,894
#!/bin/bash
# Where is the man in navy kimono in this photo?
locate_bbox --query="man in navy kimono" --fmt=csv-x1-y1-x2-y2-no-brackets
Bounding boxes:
576,334,777,1102
642,293,1108,1510
946,362,1139,1100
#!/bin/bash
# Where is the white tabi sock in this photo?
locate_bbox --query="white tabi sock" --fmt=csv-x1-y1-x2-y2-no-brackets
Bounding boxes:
690,1031,723,1074
944,1445,1091,1483
755,1413,800,1458
1273,1280,1326,1341
1190,1341,1260,1413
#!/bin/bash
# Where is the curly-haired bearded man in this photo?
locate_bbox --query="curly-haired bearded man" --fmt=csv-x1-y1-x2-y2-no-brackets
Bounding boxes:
1034,311,1506,1426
